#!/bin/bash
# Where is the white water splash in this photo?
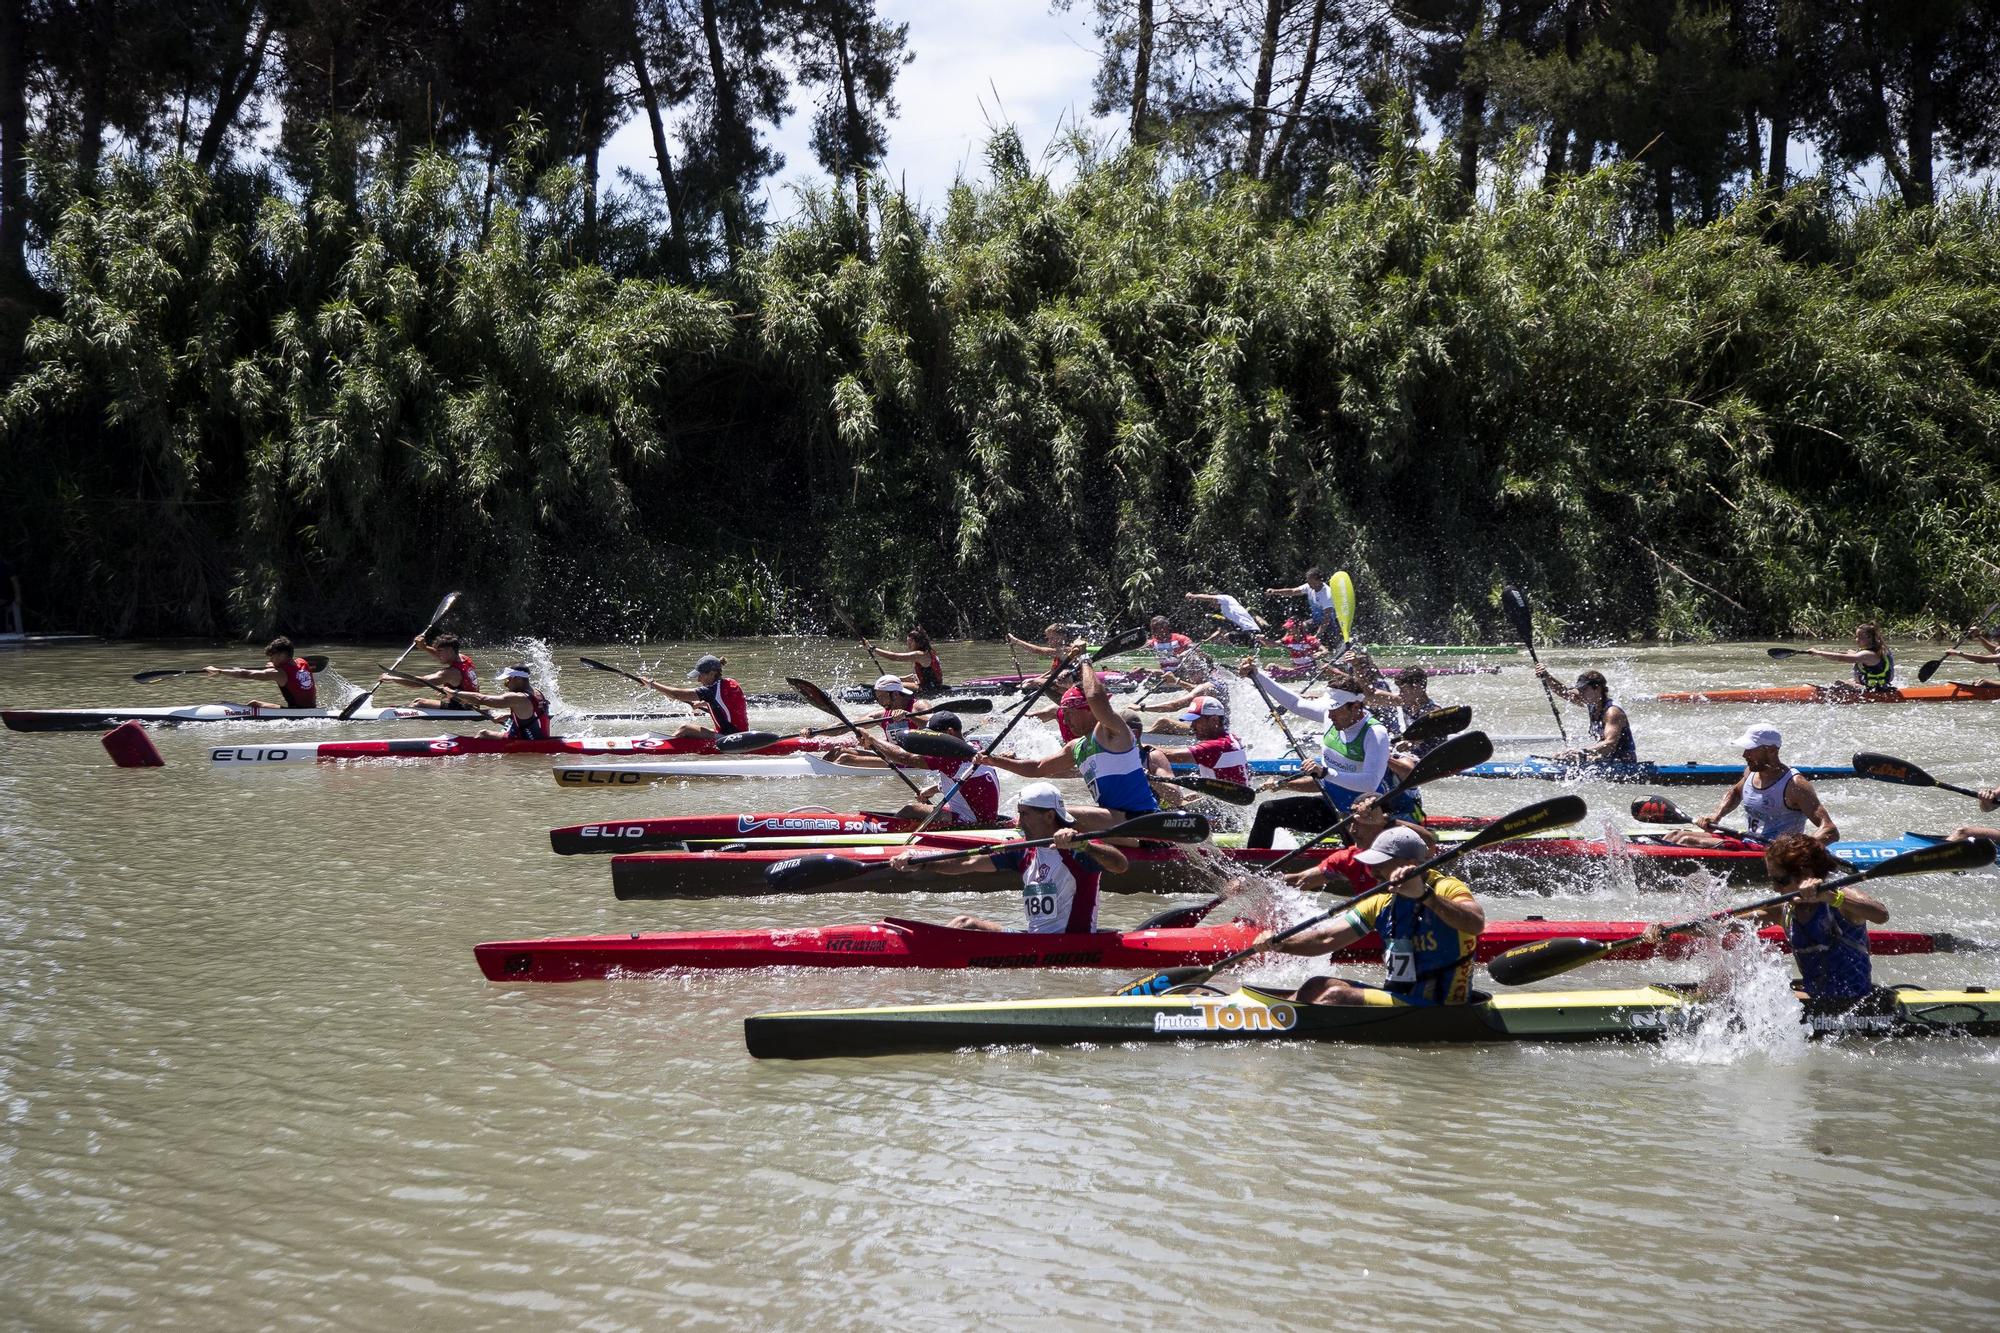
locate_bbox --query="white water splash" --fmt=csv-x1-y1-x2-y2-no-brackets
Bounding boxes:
1655,928,1811,1066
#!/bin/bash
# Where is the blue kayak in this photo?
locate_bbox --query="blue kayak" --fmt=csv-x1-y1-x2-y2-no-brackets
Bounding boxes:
1185,758,1853,786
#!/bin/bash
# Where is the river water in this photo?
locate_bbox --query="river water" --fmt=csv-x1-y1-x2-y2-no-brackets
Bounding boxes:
3,638,1998,1329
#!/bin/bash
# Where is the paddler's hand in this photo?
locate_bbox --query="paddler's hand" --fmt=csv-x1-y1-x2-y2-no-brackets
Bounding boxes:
1234,655,1257,677
1695,815,1721,832
1386,866,1427,898
1639,923,1668,946
1533,664,1554,684
888,852,915,873
1791,876,1832,904
1050,828,1082,850
1302,760,1327,781
1980,787,1998,813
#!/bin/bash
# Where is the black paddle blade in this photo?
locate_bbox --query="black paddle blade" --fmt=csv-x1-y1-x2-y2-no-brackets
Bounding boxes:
714,730,785,754
1485,934,1618,988
1400,704,1471,744
1456,794,1587,854
132,669,188,683
1855,836,1995,882
931,697,994,715
1852,752,1935,787
1501,586,1533,645
1631,794,1693,825
1134,899,1221,931
1406,730,1494,785
1091,626,1149,660
303,655,329,673
899,729,977,760
578,655,619,674
1168,776,1257,806
1916,658,1944,683
1116,965,1211,997
785,677,844,719
764,853,876,892
1766,646,1803,659
1113,810,1212,843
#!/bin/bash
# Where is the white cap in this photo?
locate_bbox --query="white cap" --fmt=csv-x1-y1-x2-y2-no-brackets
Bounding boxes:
1734,724,1782,752
1015,781,1072,823
1324,687,1366,706
500,664,531,683
1177,696,1227,722
873,673,913,695
1355,826,1428,865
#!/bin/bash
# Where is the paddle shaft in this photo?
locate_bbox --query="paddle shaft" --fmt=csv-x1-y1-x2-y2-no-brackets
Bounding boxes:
1262,729,1495,873
796,681,931,803
138,654,329,684
342,592,459,718
1506,587,1569,744
1919,600,2000,682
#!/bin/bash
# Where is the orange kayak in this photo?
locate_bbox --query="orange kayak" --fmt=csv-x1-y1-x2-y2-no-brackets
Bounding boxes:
1653,680,2000,705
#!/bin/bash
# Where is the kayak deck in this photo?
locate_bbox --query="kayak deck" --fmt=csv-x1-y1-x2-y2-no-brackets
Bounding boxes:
1652,681,2000,706
744,984,2000,1059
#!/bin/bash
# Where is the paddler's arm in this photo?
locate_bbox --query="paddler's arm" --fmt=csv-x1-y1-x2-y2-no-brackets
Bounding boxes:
1532,665,1580,706
1696,777,1747,832
888,850,999,877
1786,773,1840,844
635,675,700,703
980,749,1074,779
1077,659,1128,738
1387,868,1485,933
1258,916,1365,957
1793,876,1888,925
1577,703,1631,759
1801,647,1868,663
205,664,281,681
1054,827,1128,874
1236,661,1331,723
1944,647,2000,664
862,641,923,663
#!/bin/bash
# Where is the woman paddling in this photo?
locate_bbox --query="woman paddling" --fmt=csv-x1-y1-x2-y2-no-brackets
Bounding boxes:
1531,667,1636,765
1798,622,1896,690
888,783,1129,934
861,628,945,692
635,654,750,740
202,637,318,711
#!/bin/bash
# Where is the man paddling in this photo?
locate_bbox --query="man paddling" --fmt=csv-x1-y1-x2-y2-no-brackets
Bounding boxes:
636,654,750,740
1373,664,1447,757
376,632,477,707
448,665,553,741
203,637,318,710
1185,591,1265,646
1278,796,1436,893
1531,667,1636,764
890,782,1130,933
1265,567,1337,637
835,712,1001,827
1642,832,1887,1003
1237,659,1406,849
1665,724,1839,848
983,659,1160,829
1151,697,1250,788
1259,826,1485,1006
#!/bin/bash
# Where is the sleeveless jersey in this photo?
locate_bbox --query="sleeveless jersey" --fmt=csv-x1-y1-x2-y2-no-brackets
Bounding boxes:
1854,650,1895,689
989,846,1103,933
1070,732,1159,815
444,653,477,692
1147,633,1195,670
504,689,552,742
1786,900,1873,999
1340,873,1477,1005
876,704,914,741
921,754,1000,824
1315,716,1390,813
1589,700,1637,763
1282,634,1321,667
1741,767,1806,842
277,657,317,709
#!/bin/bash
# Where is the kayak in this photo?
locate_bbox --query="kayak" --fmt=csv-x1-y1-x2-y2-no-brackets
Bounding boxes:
553,753,895,785
743,983,2000,1059
210,734,848,766
1100,644,1517,662
549,810,1016,854
1652,681,2000,706
604,832,1951,899
476,916,1960,983
1218,758,1854,785
3,704,739,733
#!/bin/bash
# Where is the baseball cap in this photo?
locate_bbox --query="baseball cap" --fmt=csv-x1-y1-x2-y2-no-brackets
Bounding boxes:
1355,826,1428,865
925,711,961,732
1177,696,1228,722
873,673,913,695
689,654,723,677
1016,781,1072,823
1734,724,1782,751
1059,686,1088,709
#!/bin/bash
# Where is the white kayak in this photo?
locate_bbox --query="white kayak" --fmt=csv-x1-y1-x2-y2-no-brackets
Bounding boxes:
3,703,492,732
208,734,843,766
552,754,893,786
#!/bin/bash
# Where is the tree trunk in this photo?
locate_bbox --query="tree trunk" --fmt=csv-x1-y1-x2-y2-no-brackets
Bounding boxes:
1545,125,1568,181
583,79,601,262
1904,28,1935,206
1244,0,1282,179
1765,25,1791,191
627,0,688,275
0,0,29,293
76,2,109,194
1266,0,1324,183
1458,80,1485,201
1130,0,1154,144
833,21,870,258
699,0,746,264
197,8,274,170
1652,160,1674,234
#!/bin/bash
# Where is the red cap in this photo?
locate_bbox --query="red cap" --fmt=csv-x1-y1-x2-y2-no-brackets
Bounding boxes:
1060,686,1088,708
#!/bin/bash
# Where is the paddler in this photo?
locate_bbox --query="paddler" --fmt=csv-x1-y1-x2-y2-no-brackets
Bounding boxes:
448,664,553,741
1939,633,2000,669
1150,697,1251,789
1259,826,1485,1006
1642,832,1887,1004
837,711,1001,827
202,637,318,710
1278,795,1436,893
1948,786,2000,843
1274,619,1324,673
1184,591,1265,646
1798,622,1896,689
861,627,945,692
1236,659,1407,849
636,654,750,740
982,658,1161,830
1531,667,1637,764
1007,623,1071,693
891,782,1130,933
375,632,477,707
1664,724,1839,848
1265,567,1338,637
1372,664,1447,756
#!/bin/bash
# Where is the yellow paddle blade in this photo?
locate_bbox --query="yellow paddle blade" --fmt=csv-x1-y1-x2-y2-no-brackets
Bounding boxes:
1331,570,1356,642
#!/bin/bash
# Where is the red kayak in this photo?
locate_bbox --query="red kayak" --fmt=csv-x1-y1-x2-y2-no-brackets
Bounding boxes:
475,915,1959,982
606,832,1947,899
209,734,850,766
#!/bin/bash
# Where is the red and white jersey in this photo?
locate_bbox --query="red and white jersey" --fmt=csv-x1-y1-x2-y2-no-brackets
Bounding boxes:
921,755,1000,824
277,657,317,708
989,845,1103,933
1184,732,1250,787
1281,633,1322,667
1147,633,1196,669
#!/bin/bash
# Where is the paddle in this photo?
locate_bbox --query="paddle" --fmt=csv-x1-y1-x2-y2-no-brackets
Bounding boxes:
712,699,997,753
1116,794,1588,997
1264,728,1496,873
1503,585,1569,745
339,592,461,719
1851,752,1987,802
786,677,932,802
1486,836,1998,987
835,607,890,676
1918,601,2000,683
1629,793,1747,838
1400,703,1471,745
135,655,328,685
764,810,1212,892
1152,773,1258,806
1330,569,1356,655
577,654,657,688
1765,647,1809,659
911,625,1149,834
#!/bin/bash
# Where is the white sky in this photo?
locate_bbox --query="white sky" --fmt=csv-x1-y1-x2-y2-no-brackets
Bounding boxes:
601,1,1121,219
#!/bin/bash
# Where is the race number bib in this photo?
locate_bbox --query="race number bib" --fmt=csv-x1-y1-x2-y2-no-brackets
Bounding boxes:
1384,938,1417,985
